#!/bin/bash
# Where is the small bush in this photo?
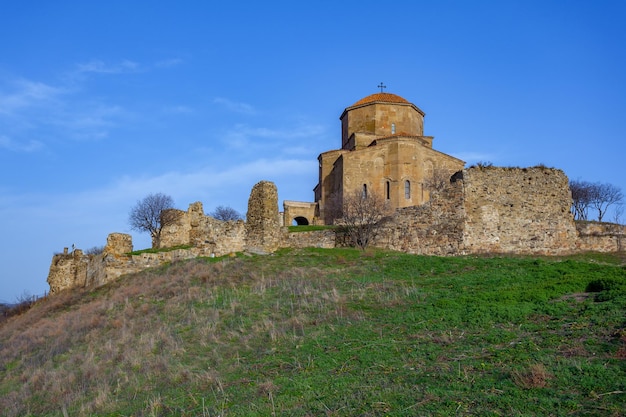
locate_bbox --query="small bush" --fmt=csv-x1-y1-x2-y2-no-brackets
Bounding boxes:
471,161,493,169
586,278,626,302
586,278,623,293
0,293,41,322
85,246,105,255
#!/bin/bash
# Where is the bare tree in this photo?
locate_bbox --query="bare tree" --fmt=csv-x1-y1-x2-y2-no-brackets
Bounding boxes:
210,205,243,221
337,190,389,250
570,180,593,220
128,193,179,248
611,204,624,225
570,180,624,222
423,167,453,193
589,182,623,222
85,246,105,255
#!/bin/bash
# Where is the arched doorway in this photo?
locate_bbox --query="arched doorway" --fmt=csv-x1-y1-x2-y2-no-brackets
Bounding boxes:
292,216,310,226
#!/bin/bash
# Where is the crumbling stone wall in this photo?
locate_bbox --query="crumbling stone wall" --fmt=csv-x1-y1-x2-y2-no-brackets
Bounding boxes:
373,178,466,255
159,202,245,256
47,233,211,294
284,230,337,249
245,180,285,253
372,167,582,255
46,173,624,296
461,166,579,255
47,249,89,294
105,232,133,254
576,222,626,252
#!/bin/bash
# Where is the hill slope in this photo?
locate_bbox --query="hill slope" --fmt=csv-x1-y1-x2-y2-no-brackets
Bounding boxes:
1,248,625,416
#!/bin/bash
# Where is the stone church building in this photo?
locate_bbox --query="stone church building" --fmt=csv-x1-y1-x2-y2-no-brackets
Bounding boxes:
284,92,465,225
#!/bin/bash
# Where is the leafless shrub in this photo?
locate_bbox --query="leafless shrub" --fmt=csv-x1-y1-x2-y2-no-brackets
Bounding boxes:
334,190,390,250
423,167,454,193
0,292,40,322
85,245,105,255
210,205,243,221
470,161,493,169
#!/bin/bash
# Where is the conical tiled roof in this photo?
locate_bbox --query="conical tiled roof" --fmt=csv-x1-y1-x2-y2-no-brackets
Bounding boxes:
351,92,409,107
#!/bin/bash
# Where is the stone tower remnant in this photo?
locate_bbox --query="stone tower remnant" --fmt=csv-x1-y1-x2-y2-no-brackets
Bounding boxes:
245,180,284,254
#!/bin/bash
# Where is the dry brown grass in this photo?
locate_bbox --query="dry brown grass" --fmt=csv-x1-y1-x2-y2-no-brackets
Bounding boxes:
511,363,553,389
0,255,359,416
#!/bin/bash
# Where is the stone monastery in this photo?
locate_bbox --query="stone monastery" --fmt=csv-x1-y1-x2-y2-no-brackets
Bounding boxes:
47,91,625,294
284,92,464,226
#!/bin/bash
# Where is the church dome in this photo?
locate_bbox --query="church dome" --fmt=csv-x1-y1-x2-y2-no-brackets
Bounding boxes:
351,92,410,107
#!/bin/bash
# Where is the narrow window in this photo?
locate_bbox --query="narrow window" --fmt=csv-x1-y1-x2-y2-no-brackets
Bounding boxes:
386,181,390,200
362,184,368,198
405,180,411,199
391,123,396,134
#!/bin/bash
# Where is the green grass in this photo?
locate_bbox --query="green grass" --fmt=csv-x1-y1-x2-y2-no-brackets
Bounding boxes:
127,244,194,255
287,224,337,233
0,248,624,416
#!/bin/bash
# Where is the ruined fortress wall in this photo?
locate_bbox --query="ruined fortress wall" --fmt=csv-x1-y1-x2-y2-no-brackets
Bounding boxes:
371,167,582,256
372,179,466,255
46,174,624,296
158,208,191,248
47,250,89,294
159,202,246,256
460,167,579,255
284,230,337,249
47,234,211,294
576,222,626,252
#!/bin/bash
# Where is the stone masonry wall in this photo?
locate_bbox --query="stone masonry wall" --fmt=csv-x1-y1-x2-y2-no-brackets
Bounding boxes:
47,233,215,294
372,179,466,255
47,173,624,296
47,249,89,294
159,202,245,256
245,181,285,253
371,167,592,256
284,230,337,249
576,222,626,252
461,166,579,255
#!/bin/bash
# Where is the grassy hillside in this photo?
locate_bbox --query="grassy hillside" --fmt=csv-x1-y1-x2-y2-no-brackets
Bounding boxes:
1,248,625,416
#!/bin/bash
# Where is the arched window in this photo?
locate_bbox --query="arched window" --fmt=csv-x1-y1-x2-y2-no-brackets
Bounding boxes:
391,123,396,134
362,184,368,198
386,181,390,200
404,180,411,199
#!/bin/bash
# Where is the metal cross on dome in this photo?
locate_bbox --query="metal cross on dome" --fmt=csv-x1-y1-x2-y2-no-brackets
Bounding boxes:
378,82,387,93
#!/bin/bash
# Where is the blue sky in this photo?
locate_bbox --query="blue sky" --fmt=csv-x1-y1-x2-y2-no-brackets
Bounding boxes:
1,1,625,302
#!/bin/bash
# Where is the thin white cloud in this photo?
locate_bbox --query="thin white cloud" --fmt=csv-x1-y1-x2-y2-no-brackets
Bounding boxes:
453,151,497,165
53,104,124,140
0,70,129,144
213,97,256,115
156,58,183,68
0,135,43,152
219,123,327,155
0,78,63,115
75,59,141,75
111,157,316,204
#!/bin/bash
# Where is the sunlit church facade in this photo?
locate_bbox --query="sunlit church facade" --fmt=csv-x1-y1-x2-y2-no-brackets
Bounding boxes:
283,91,465,226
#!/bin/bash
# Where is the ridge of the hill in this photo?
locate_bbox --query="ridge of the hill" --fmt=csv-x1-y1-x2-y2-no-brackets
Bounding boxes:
1,248,625,416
